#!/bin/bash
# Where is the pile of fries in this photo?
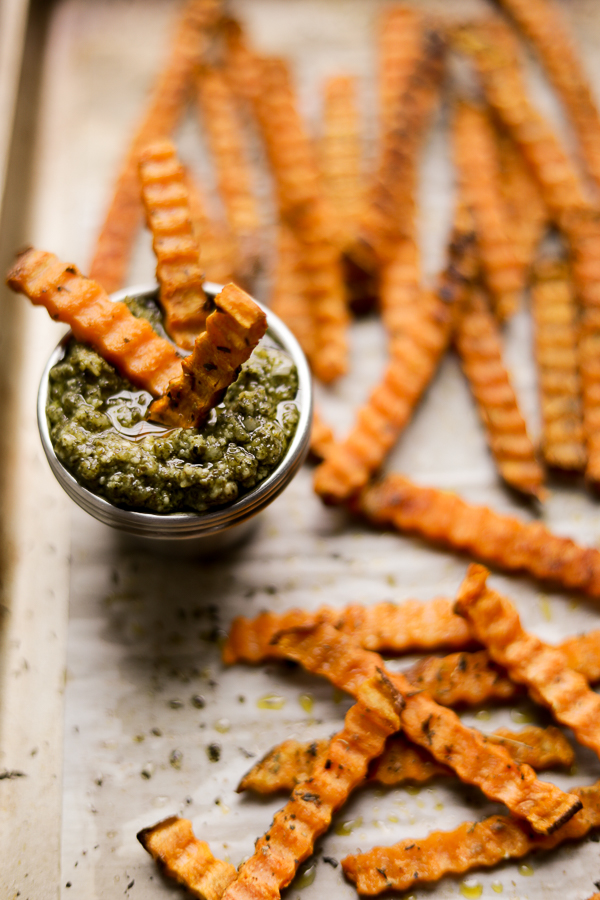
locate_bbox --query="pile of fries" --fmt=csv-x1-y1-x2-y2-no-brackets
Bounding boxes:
54,0,600,895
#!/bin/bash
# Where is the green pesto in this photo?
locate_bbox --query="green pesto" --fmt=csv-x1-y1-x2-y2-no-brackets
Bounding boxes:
46,299,299,514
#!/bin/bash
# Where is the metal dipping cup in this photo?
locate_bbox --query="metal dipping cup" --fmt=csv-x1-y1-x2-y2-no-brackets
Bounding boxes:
37,283,313,551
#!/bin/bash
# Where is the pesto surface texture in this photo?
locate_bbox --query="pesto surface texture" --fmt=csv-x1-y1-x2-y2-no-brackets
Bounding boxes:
46,298,300,514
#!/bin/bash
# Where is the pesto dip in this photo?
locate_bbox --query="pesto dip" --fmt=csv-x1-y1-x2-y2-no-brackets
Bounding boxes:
46,299,300,514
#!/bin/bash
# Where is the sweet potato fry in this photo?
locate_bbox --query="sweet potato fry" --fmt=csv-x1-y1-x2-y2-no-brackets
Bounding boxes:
272,623,582,834
379,235,421,339
319,75,363,253
269,224,314,361
148,282,267,427
138,139,209,351
309,408,335,461
313,213,476,504
222,596,473,666
407,649,519,707
185,169,236,285
453,101,522,319
358,473,600,597
238,725,573,795
6,248,182,396
456,564,600,760
378,6,425,136
221,671,404,900
195,65,261,275
532,256,586,471
89,0,220,293
342,779,600,895
497,132,548,289
137,816,236,900
454,290,546,499
354,24,445,272
497,0,600,194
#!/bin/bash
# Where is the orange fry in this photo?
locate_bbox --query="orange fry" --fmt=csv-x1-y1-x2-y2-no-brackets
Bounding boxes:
358,473,600,597
89,0,220,293
532,256,586,471
456,564,600,760
196,65,261,275
269,224,314,361
238,725,573,795
319,75,363,252
454,290,546,499
185,169,236,285
309,408,336,461
137,816,236,900
138,139,209,351
453,101,522,319
313,215,475,504
148,282,266,427
222,596,473,666
273,623,582,835
407,649,519,707
342,779,600,895
221,671,404,900
6,248,182,396
497,0,600,194
378,6,425,136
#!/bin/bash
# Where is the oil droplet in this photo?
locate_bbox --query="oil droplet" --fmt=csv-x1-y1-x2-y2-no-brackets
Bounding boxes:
219,803,230,815
152,796,169,808
492,881,503,893
332,688,345,704
295,863,317,889
416,799,425,809
387,813,399,823
474,709,491,721
538,595,552,622
518,864,534,877
215,718,231,733
406,785,421,796
257,694,285,710
510,707,535,725
460,879,483,898
299,693,313,714
335,816,363,836
435,802,444,811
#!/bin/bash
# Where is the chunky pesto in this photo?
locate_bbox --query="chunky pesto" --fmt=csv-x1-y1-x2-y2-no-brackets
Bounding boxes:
46,300,300,514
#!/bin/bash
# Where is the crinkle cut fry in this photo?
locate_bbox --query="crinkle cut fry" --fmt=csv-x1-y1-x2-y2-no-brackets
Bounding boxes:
320,74,363,252
222,596,474,666
221,671,404,900
313,211,476,505
497,0,600,194
269,224,314,361
272,623,582,835
454,290,546,499
342,779,600,895
89,0,221,293
407,649,520,707
138,140,208,351
137,815,236,900
358,473,600,597
453,101,522,320
456,564,600,760
237,725,574,795
185,168,236,285
378,5,425,137
309,408,336,461
531,256,586,471
354,24,445,272
6,248,182,396
149,282,267,427
195,64,261,274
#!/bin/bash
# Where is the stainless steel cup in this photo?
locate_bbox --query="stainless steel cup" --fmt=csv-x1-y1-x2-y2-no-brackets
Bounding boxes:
37,282,313,550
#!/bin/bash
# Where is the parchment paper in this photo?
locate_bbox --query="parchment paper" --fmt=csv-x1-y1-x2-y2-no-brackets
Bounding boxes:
21,1,600,897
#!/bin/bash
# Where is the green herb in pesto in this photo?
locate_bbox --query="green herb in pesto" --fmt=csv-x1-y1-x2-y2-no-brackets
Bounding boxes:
46,317,299,513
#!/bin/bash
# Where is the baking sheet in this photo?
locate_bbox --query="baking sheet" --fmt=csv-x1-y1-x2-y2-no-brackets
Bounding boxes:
5,1,600,897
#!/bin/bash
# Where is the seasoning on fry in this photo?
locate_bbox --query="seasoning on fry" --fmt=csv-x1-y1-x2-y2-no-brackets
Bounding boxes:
407,649,519,707
137,815,236,900
455,564,600,760
138,139,209,351
221,671,404,900
89,0,221,293
358,473,600,597
342,779,600,895
454,290,546,499
272,623,582,834
148,282,267,427
6,248,182,396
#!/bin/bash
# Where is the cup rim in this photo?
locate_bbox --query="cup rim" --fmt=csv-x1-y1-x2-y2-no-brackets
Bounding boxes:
37,282,313,539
